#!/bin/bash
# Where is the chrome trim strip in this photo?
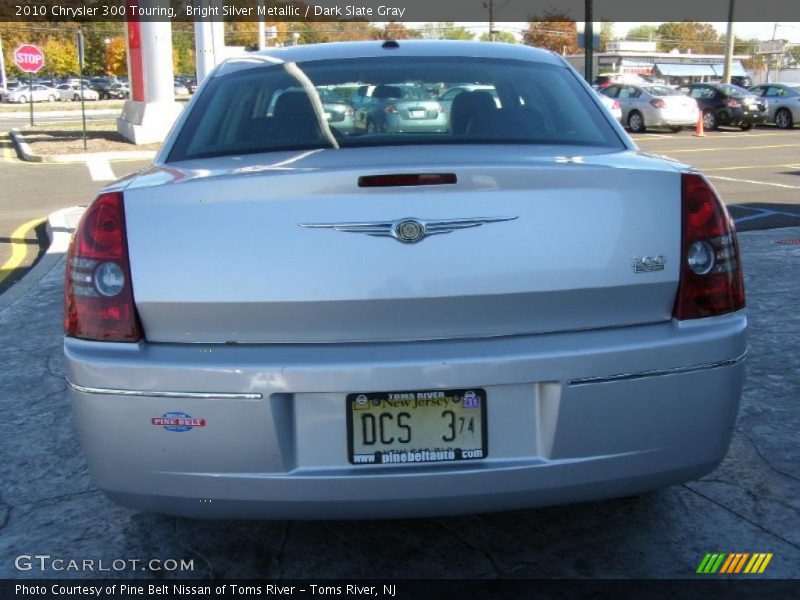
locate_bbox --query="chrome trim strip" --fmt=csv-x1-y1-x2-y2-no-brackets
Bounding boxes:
67,381,262,400
568,350,748,386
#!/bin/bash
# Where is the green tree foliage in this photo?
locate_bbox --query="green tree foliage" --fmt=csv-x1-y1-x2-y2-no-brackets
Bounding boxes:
655,22,720,54
522,12,578,55
625,24,657,42
598,21,615,52
479,30,517,44
421,23,474,41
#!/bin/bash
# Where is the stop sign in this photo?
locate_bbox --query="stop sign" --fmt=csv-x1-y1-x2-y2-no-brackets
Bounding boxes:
14,45,45,73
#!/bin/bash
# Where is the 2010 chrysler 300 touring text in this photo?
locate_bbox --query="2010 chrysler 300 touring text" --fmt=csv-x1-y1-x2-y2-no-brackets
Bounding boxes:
64,41,746,519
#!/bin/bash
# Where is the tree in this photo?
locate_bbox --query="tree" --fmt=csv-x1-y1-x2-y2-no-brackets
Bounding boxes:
479,30,517,44
42,37,79,76
103,36,127,76
421,23,474,41
625,24,657,42
522,12,578,55
655,22,720,55
598,21,615,52
379,22,422,40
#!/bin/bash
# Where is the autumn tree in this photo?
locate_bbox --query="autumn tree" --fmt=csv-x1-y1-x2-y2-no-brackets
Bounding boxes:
379,22,422,40
103,36,127,76
655,22,720,55
479,30,517,44
522,12,578,55
41,37,79,76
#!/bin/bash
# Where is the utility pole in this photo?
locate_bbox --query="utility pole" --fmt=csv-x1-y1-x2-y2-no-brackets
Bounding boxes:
722,0,735,83
257,0,266,50
584,0,594,83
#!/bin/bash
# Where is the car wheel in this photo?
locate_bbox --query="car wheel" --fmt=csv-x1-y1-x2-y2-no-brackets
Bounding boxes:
627,111,646,133
739,123,754,131
18,96,27,104
669,126,682,133
48,95,56,102
702,110,718,131
366,120,378,134
775,108,794,129
73,94,80,101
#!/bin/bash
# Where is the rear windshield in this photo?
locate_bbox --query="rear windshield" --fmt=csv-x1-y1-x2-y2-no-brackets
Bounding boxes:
716,83,750,98
645,85,681,97
167,56,623,162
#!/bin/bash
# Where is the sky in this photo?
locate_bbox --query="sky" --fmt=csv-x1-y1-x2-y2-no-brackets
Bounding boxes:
480,22,800,43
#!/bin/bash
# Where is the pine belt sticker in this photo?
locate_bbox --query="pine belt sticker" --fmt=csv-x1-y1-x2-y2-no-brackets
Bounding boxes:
151,412,206,432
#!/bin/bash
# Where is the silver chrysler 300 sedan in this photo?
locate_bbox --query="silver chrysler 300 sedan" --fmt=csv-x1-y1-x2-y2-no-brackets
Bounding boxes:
64,41,746,519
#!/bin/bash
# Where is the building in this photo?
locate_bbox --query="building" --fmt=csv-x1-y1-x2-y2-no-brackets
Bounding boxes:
566,42,750,83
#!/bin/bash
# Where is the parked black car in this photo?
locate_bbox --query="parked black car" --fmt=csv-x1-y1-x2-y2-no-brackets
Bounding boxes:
730,75,753,89
91,82,130,100
685,83,767,131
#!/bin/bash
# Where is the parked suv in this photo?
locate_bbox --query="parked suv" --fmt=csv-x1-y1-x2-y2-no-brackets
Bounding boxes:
685,83,767,130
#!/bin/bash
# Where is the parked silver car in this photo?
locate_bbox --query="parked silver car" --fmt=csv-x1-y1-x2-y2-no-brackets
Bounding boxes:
64,41,746,519
56,84,99,102
748,83,800,129
2,84,58,103
602,83,699,133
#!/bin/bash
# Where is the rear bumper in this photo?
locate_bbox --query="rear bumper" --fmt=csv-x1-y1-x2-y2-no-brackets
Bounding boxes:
723,108,768,125
65,312,746,519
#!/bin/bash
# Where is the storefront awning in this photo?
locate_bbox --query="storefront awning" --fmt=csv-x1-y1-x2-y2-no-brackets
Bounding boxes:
711,62,748,77
654,63,716,77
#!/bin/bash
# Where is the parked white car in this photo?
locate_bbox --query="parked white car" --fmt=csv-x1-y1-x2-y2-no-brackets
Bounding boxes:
56,84,99,102
597,91,623,122
3,84,58,103
64,41,746,520
602,83,700,133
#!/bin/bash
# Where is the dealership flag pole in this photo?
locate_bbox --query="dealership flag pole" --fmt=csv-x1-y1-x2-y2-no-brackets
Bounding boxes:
29,74,34,127
77,30,87,150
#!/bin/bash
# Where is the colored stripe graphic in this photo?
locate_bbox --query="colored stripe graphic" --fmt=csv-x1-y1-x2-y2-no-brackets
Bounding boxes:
758,553,773,573
699,552,773,575
719,554,736,574
697,553,726,574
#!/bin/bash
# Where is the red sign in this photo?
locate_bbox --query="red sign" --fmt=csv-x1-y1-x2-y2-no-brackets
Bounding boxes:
14,45,45,73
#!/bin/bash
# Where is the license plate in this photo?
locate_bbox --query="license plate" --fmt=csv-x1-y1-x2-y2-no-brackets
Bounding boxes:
347,388,487,465
409,110,426,118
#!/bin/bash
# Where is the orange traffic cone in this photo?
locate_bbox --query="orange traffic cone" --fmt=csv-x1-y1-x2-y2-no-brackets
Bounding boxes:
694,111,705,137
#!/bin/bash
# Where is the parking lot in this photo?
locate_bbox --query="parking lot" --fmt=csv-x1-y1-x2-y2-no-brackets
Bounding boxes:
1,125,799,580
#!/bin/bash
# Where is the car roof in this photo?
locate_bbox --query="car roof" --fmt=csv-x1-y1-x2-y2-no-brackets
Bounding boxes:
241,40,564,68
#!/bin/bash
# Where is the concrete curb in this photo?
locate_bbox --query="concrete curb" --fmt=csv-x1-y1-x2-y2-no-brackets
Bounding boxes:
9,128,157,163
0,205,85,315
0,108,119,118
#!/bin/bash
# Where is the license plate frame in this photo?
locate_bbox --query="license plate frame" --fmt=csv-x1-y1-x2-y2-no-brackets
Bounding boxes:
346,388,488,466
409,110,426,119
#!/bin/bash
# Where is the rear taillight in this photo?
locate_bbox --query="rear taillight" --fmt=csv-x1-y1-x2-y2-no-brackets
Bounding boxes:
673,173,745,320
612,100,621,110
724,98,740,108
345,106,353,115
64,191,142,342
649,98,666,109
384,104,397,114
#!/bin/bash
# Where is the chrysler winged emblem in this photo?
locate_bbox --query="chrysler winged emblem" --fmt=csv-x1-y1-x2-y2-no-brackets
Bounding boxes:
298,216,517,243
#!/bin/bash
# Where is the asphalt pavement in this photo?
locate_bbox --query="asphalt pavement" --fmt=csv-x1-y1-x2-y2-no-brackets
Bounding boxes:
0,225,798,579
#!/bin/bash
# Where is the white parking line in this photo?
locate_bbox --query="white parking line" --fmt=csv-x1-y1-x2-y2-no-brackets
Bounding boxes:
732,205,800,224
86,158,116,181
709,175,800,190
